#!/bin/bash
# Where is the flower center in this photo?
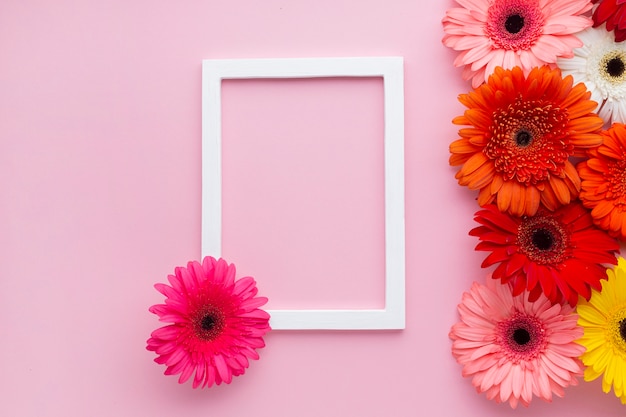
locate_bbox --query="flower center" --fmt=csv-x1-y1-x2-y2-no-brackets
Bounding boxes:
485,0,544,51
531,228,554,250
607,57,625,78
505,14,524,34
497,312,546,362
201,315,217,331
600,51,626,85
485,97,571,184
513,327,531,345
603,153,626,204
193,307,226,341
608,308,626,354
515,129,532,147
517,214,568,265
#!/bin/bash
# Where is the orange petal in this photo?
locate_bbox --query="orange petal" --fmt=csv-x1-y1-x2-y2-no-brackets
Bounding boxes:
525,186,540,216
549,177,572,205
459,152,490,176
465,162,496,190
477,185,495,206
450,138,478,155
540,183,559,211
510,182,526,217
496,180,514,213
490,174,504,195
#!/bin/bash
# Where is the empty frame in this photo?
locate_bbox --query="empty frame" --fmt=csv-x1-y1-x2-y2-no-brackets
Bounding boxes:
202,57,405,330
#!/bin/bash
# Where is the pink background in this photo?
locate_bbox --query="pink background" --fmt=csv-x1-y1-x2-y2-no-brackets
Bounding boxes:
2,1,624,416
221,77,386,309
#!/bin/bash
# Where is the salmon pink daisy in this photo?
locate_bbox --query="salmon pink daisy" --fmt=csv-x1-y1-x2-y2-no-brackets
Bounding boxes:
450,66,604,217
471,203,619,306
147,257,271,388
592,0,626,42
578,123,626,239
442,0,592,87
450,279,585,408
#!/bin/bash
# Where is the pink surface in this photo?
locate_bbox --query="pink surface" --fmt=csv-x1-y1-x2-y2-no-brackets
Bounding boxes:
1,1,624,416
221,77,385,309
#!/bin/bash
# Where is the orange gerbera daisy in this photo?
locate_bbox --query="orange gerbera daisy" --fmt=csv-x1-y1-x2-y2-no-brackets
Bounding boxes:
450,66,604,217
578,123,626,239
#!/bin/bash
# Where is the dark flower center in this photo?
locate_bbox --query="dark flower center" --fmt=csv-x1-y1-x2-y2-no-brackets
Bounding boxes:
620,318,626,342
607,57,626,78
201,314,217,331
517,215,568,265
515,130,532,147
531,228,554,251
485,0,544,50
505,14,525,34
193,307,226,341
513,328,531,345
497,313,546,362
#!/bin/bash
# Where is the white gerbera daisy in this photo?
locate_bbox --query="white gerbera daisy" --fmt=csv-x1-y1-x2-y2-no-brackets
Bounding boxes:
558,25,626,125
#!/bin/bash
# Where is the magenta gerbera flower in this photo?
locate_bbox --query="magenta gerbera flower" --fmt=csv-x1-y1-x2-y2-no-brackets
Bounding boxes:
450,279,585,408
147,257,271,388
442,0,593,87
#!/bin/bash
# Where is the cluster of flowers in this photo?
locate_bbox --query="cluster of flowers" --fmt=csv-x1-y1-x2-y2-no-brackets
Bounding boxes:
146,257,270,388
443,0,626,408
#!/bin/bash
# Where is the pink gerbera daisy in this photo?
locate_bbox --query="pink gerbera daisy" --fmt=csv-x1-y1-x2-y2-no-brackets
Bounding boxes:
450,279,585,408
442,0,593,87
147,257,271,388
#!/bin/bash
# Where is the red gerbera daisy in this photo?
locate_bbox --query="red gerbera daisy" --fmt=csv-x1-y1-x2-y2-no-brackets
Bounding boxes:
470,202,619,306
450,66,604,217
147,257,271,388
592,0,626,42
578,123,626,239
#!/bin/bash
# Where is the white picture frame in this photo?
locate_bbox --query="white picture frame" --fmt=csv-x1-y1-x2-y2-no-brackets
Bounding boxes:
202,57,405,330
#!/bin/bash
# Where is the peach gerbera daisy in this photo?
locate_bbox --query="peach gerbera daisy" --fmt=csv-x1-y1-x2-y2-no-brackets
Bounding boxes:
578,123,626,239
442,0,593,87
450,66,604,217
450,278,584,408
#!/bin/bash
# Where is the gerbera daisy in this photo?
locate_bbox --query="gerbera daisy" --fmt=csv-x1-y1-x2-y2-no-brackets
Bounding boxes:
592,0,626,42
146,257,271,388
558,25,626,125
577,256,626,404
578,123,626,238
471,202,619,306
450,66,604,217
442,0,592,87
450,278,584,408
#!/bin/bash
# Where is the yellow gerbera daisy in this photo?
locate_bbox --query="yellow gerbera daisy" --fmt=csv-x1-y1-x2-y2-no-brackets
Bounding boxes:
577,256,626,404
